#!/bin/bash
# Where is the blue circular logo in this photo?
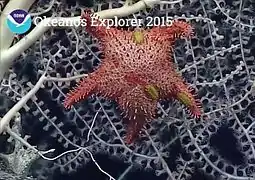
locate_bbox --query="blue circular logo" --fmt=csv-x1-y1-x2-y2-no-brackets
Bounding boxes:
6,9,31,34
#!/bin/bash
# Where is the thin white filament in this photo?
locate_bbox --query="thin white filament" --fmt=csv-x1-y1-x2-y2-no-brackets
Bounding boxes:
159,0,182,4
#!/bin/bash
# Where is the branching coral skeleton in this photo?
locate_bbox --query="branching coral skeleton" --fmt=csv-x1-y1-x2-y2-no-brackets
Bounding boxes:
0,0,255,179
0,0,182,179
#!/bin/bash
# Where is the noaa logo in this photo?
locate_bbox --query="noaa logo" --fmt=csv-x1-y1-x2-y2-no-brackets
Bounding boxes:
6,9,31,34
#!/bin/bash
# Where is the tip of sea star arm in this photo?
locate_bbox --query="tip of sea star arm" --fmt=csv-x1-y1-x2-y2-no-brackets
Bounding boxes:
63,90,82,109
124,115,150,144
124,112,156,144
125,129,137,145
63,90,78,109
63,77,96,109
186,100,203,119
167,81,202,119
176,90,203,119
166,20,194,40
81,8,107,39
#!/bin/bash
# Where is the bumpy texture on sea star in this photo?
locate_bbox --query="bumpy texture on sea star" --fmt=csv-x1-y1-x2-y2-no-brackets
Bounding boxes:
64,9,202,144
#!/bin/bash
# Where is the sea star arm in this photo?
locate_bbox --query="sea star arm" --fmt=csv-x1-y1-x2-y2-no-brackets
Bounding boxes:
117,86,158,144
171,79,202,118
63,72,99,109
149,20,194,46
174,82,202,118
158,70,202,119
168,20,194,39
153,20,194,43
81,9,117,41
81,9,106,40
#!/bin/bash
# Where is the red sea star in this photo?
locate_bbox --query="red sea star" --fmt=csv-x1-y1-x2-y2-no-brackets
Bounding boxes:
64,9,202,144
